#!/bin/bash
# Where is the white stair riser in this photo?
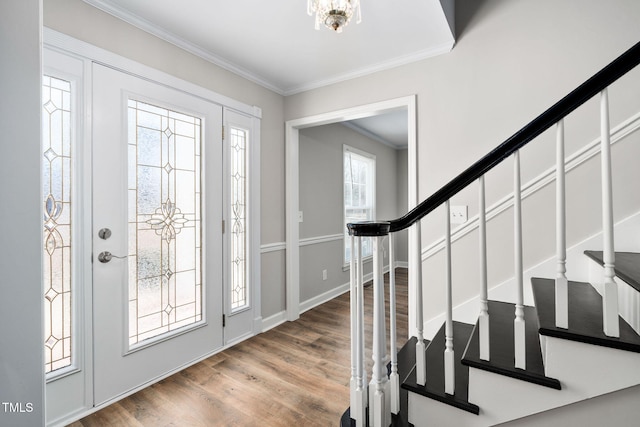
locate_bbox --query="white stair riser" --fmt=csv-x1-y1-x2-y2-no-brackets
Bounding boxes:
494,384,640,427
544,336,640,398
588,260,640,335
408,338,640,426
468,368,569,426
408,392,480,427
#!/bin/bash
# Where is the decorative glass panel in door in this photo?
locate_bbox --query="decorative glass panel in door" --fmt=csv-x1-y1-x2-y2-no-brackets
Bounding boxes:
92,64,223,405
127,100,203,347
42,75,73,374
222,109,255,344
230,126,247,312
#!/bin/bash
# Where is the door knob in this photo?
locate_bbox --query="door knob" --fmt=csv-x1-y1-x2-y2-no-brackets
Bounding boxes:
97,251,127,263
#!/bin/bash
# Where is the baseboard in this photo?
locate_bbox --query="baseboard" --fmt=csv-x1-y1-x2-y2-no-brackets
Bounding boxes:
299,263,407,315
300,282,351,314
261,310,288,332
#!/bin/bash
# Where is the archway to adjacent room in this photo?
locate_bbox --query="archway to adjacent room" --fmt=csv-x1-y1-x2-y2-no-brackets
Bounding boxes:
285,95,418,325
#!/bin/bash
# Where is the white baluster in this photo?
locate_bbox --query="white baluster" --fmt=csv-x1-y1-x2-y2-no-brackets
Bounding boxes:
555,120,569,329
369,236,391,427
414,221,427,386
600,89,620,338
444,201,455,395
349,235,357,420
514,150,526,370
388,233,400,414
478,176,490,361
354,237,366,425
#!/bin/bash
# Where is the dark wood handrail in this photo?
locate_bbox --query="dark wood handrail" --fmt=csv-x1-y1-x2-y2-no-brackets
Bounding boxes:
348,41,640,237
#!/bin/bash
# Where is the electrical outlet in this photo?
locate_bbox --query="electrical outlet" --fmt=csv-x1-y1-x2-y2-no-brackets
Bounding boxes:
450,205,468,224
322,269,327,281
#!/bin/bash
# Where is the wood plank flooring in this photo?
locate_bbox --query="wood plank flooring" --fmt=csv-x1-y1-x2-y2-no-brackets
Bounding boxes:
69,268,409,427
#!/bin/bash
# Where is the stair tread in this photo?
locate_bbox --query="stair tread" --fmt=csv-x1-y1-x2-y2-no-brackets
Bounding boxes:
584,250,640,293
532,278,640,353
461,301,561,389
402,321,480,415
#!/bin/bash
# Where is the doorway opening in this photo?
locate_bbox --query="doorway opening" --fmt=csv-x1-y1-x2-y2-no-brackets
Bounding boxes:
285,96,418,325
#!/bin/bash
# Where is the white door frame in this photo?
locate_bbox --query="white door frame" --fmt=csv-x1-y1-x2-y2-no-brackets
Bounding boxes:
285,95,418,321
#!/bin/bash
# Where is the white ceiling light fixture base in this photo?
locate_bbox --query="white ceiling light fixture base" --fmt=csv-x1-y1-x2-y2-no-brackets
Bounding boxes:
307,0,361,33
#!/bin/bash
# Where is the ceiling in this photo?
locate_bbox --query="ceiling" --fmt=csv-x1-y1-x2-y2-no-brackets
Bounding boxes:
344,110,409,149
83,0,456,96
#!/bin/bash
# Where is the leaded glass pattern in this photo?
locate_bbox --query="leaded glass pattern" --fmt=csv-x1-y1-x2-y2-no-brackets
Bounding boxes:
43,75,73,374
230,127,247,310
128,100,202,346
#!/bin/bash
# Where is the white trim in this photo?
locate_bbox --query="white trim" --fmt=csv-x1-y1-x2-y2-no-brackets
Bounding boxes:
261,241,286,253
286,95,418,323
341,121,407,150
299,263,396,314
43,28,261,118
80,1,453,96
80,0,283,95
260,234,354,252
264,262,409,333
261,311,288,332
300,283,351,314
421,111,640,261
395,261,409,269
283,41,454,96
299,233,344,247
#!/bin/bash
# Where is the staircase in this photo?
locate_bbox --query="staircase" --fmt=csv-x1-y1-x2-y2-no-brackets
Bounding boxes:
342,41,640,426
341,253,640,426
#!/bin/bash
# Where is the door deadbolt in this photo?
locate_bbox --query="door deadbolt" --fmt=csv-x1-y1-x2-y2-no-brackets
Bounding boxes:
98,228,112,240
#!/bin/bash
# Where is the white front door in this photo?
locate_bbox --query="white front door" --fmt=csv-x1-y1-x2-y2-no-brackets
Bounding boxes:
92,63,224,405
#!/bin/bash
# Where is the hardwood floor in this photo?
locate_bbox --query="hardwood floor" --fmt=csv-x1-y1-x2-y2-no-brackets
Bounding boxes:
70,268,409,427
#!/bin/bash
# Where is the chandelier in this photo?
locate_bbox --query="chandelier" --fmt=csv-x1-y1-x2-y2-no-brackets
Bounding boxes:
307,0,362,33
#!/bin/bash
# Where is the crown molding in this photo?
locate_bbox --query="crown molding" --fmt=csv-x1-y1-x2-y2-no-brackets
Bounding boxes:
282,40,454,96
341,121,407,150
82,0,454,97
82,0,285,95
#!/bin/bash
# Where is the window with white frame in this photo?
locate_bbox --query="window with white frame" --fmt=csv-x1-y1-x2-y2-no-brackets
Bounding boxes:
344,145,375,264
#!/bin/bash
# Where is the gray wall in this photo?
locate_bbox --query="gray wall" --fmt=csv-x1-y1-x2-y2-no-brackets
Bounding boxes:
298,123,408,303
285,0,640,321
0,1,45,426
